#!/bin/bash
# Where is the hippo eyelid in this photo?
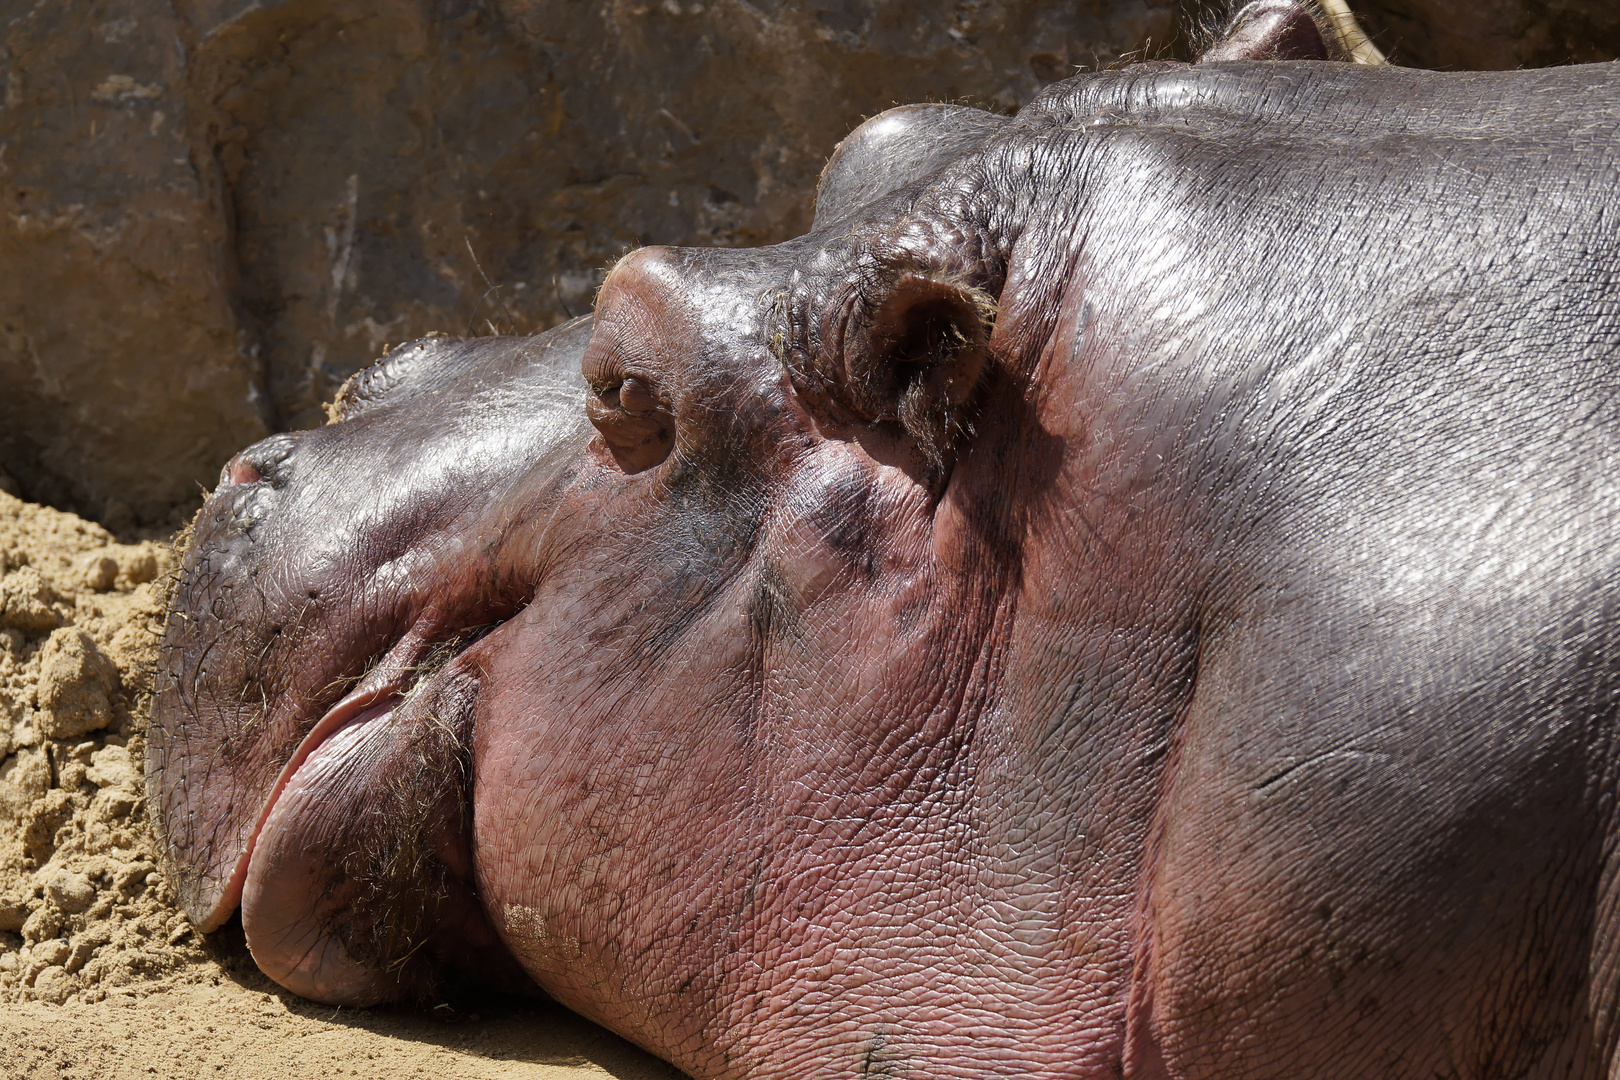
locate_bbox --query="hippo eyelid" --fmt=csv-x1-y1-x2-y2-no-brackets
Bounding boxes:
582,372,675,473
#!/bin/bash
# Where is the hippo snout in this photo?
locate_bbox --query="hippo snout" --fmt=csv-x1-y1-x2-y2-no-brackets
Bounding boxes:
151,322,594,1001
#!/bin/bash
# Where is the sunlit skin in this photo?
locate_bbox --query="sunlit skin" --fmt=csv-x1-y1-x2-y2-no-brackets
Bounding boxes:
153,6,1620,1078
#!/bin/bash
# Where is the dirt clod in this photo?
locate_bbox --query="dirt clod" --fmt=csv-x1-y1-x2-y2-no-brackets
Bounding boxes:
36,628,122,740
78,554,118,593
45,870,95,914
0,565,63,635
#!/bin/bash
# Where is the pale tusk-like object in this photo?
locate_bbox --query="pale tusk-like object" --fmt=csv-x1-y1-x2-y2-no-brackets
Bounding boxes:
1319,0,1389,64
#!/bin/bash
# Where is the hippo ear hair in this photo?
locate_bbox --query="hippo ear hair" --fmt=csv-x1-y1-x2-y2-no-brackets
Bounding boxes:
843,272,996,465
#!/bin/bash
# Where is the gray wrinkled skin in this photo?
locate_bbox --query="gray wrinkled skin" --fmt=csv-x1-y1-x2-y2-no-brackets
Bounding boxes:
154,19,1620,1080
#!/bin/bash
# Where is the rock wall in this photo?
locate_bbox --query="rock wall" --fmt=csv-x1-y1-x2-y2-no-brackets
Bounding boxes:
1355,0,1620,69
0,0,1180,528
0,1,1614,528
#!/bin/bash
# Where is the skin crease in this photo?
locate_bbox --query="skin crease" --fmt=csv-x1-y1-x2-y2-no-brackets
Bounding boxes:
153,5,1620,1078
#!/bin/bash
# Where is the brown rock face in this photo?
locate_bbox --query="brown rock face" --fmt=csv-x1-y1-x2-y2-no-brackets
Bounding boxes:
1,0,1183,527
1350,0,1620,69
0,1,272,529
201,0,1185,432
0,1,1613,527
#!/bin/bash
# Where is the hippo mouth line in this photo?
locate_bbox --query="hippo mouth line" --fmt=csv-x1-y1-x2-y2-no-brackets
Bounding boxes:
196,681,410,933
184,592,528,935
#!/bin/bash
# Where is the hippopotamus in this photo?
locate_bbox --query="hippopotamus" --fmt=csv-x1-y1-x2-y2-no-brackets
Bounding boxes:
151,3,1620,1076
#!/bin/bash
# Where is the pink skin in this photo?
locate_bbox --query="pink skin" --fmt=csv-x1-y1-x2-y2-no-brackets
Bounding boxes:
191,680,404,934
238,657,532,1006
179,613,478,935
243,705,401,1004
224,455,263,487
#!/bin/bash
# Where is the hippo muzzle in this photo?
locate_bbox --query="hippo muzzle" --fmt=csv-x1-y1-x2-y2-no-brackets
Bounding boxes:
151,321,593,1003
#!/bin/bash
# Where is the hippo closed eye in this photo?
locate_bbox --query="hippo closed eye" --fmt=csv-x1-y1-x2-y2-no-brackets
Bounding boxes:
154,3,1620,1077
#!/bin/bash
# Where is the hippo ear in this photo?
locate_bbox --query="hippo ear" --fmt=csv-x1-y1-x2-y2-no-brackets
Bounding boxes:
1199,0,1387,63
1198,1,1330,61
1200,2,1328,61
839,273,996,464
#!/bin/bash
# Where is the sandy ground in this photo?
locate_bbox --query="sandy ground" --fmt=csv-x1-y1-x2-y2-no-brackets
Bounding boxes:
0,490,684,1079
1,981,682,1079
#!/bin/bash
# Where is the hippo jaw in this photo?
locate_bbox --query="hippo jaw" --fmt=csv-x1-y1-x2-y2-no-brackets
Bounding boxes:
167,636,415,935
233,658,498,1005
236,689,410,1001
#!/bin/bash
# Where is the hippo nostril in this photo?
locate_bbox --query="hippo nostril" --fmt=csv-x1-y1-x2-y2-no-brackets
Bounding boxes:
218,433,301,501
224,457,263,486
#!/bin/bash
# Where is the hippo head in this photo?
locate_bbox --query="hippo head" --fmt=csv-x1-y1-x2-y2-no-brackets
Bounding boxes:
149,88,1023,1011
155,5,1620,1077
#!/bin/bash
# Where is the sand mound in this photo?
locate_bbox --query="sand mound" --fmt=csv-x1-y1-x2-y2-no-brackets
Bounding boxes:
0,491,682,1079
0,489,196,1007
